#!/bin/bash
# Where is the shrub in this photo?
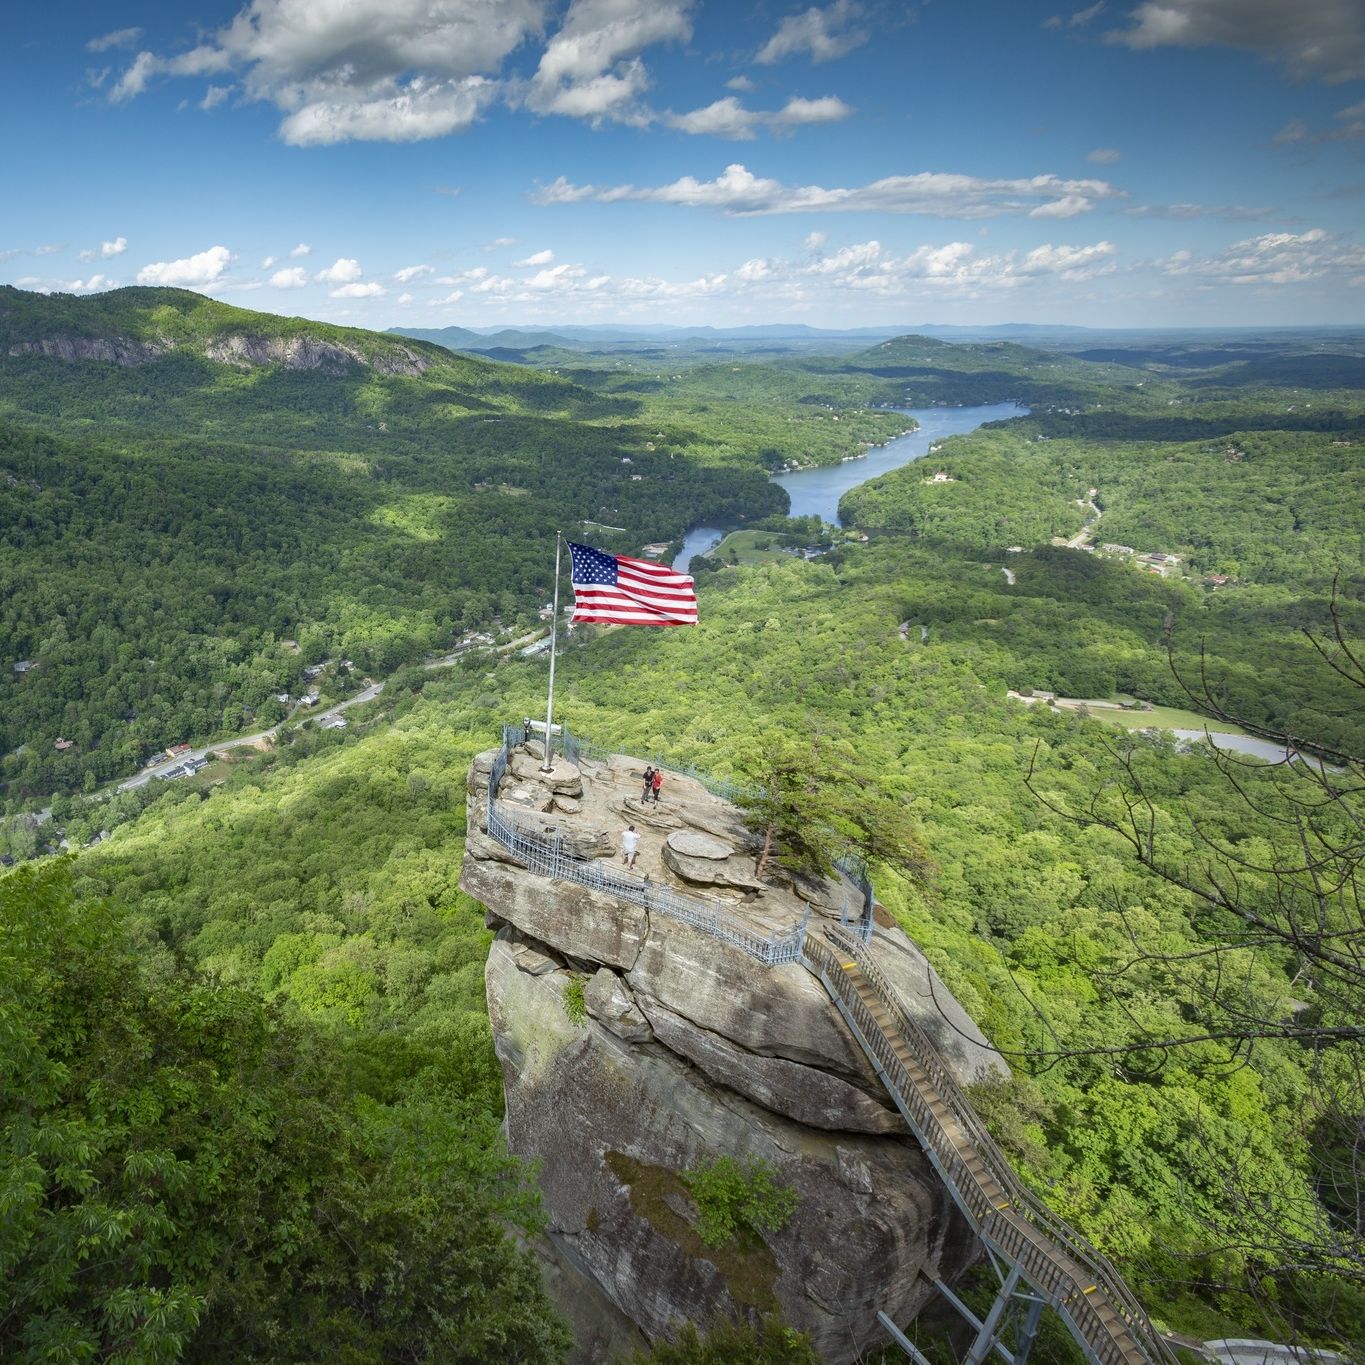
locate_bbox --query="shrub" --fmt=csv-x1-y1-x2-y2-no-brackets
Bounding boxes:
682,1157,797,1249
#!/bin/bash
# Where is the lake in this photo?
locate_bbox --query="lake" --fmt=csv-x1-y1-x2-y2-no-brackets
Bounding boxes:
673,402,1027,570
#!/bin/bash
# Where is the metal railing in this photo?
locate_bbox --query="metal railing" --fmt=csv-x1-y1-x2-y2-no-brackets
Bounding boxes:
487,726,807,965
517,720,870,930
835,853,875,942
805,926,1178,1365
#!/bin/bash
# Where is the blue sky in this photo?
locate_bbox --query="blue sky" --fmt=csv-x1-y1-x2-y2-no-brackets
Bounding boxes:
4,0,1365,329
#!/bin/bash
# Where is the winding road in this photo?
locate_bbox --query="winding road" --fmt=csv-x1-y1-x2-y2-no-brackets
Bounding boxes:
117,683,385,791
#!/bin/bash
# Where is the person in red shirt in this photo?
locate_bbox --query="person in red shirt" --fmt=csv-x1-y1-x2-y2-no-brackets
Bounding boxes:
650,768,663,803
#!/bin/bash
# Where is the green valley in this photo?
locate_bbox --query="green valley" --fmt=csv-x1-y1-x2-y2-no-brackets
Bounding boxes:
3,298,1363,1361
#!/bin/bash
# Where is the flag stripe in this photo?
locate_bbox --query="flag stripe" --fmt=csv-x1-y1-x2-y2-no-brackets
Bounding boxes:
567,540,698,628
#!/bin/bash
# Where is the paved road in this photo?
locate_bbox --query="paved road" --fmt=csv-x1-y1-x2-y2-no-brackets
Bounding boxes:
118,682,384,791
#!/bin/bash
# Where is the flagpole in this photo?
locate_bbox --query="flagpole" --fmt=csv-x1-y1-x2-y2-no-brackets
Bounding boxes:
540,531,562,772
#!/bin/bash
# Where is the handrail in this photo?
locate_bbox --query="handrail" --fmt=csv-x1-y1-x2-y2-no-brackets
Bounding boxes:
485,728,806,966
807,927,1177,1365
485,723,1173,1363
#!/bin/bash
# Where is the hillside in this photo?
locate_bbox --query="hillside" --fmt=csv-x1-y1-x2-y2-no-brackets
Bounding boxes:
2,287,831,796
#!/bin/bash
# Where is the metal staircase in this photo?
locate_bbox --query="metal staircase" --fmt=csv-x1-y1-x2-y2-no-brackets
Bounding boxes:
804,926,1180,1365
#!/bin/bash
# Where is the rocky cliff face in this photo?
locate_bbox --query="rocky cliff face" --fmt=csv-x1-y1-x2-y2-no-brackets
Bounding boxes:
7,332,432,375
461,742,1006,1361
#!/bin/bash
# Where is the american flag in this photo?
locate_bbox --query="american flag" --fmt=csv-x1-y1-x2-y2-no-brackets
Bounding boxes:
568,542,698,627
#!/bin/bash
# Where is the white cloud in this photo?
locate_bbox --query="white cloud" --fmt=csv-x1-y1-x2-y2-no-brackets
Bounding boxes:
398,291,415,304
1045,3,1105,28
483,237,517,251
33,244,64,256
527,0,693,125
330,281,387,298
726,74,755,91
270,267,310,288
394,263,435,282
78,236,128,263
16,274,118,294
515,249,556,266
533,162,1119,218
804,231,827,249
262,255,277,268
110,0,545,141
1125,202,1270,220
279,76,497,145
200,84,231,110
112,44,233,102
315,257,363,283
431,289,465,304
1157,228,1365,285
136,245,234,287
1271,103,1365,146
1087,146,1121,164
666,93,853,139
289,242,312,257
756,0,870,64
436,267,489,284
87,27,141,52
1107,0,1365,84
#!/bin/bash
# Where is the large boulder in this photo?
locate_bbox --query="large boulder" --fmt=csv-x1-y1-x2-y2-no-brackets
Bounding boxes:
662,830,767,893
627,917,877,1083
461,858,647,971
639,998,901,1135
485,937,975,1361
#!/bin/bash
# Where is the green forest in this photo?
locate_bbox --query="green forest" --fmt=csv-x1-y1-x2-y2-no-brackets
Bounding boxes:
3,290,1363,1361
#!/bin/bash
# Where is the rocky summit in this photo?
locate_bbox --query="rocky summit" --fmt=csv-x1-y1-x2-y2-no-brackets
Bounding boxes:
461,738,1005,1362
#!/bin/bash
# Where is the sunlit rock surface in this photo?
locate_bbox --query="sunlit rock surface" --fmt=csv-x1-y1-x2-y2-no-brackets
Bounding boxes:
462,742,1004,1362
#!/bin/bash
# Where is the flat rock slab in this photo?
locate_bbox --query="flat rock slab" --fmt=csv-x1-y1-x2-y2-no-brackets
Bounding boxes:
665,831,734,861
663,841,766,892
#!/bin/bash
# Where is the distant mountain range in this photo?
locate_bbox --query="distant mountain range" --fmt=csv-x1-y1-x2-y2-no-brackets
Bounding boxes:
386,321,1100,354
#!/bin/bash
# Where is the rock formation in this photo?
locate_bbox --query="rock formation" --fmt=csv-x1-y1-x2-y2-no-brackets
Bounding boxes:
462,741,1006,1362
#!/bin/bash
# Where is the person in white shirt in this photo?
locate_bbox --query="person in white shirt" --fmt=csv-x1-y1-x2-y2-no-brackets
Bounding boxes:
622,824,640,869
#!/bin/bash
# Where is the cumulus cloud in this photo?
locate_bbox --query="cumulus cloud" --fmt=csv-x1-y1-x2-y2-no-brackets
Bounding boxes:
526,0,693,125
270,266,310,288
666,93,852,139
756,0,870,64
435,267,490,285
289,242,312,257
15,274,117,294
330,281,386,298
409,234,1124,320
315,257,363,283
483,237,517,251
1158,227,1365,284
532,162,1119,218
1107,0,1365,84
136,245,234,287
79,236,128,262
109,0,544,141
200,84,231,110
394,263,435,282
280,76,497,144
87,27,141,52
515,249,556,266
726,74,755,91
